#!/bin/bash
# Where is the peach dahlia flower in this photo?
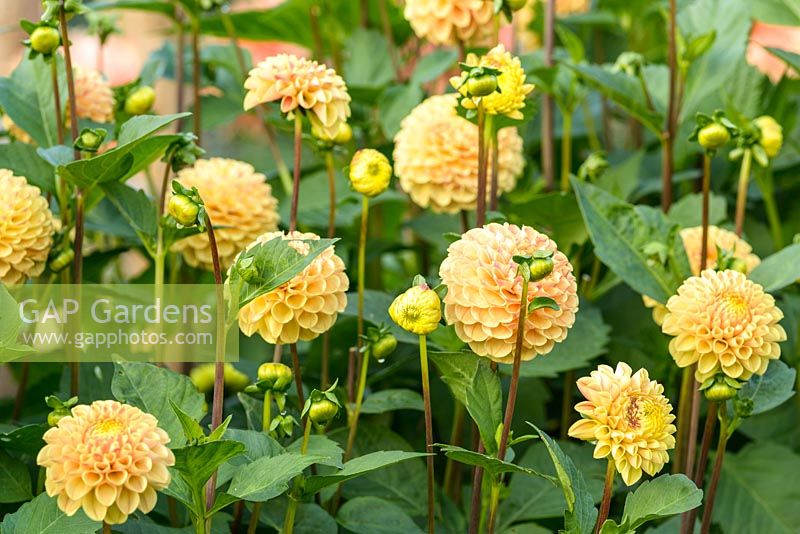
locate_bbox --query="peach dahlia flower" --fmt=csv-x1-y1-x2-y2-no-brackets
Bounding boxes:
403,0,495,46
568,362,676,486
37,400,174,525
72,67,115,123
0,170,56,284
171,158,279,271
243,54,351,138
238,231,348,344
393,94,524,213
439,223,578,363
662,269,786,383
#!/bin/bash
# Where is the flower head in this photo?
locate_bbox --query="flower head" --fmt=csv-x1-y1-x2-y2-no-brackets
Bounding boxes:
439,223,578,363
451,44,534,120
754,115,783,158
568,363,676,486
171,158,279,271
393,94,524,213
243,54,351,138
0,170,56,284
403,0,495,46
37,400,175,525
349,148,392,197
389,284,442,335
72,67,115,123
662,269,786,383
2,114,33,144
238,231,348,344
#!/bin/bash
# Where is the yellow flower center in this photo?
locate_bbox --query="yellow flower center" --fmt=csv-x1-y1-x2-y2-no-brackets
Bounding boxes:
623,395,668,435
717,293,750,325
93,419,124,437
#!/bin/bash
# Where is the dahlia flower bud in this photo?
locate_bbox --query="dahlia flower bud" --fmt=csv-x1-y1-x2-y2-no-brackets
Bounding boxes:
349,149,392,197
29,26,61,54
0,169,56,284
74,127,107,153
168,194,200,227
754,115,783,158
701,374,741,402
505,0,528,11
124,86,156,115
362,325,398,362
243,54,351,138
528,253,555,282
465,71,499,98
312,121,352,146
257,362,293,393
48,248,74,273
698,123,730,150
568,363,676,486
662,269,786,383
37,400,175,524
270,414,298,439
190,363,250,393
237,231,348,344
308,398,338,426
389,284,442,336
440,223,578,363
403,0,495,46
45,395,77,428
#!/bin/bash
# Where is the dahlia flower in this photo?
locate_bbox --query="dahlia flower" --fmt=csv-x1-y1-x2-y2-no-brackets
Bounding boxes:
662,269,786,383
238,231,348,344
451,44,534,120
393,94,524,213
72,67,115,123
37,400,174,525
403,0,495,46
568,362,676,486
439,223,578,363
243,54,351,138
2,114,33,144
0,170,56,284
171,158,279,271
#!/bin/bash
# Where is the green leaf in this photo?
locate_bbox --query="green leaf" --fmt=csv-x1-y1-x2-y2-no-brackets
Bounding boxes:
361,389,424,414
337,496,424,534
619,474,702,530
169,400,206,444
101,182,157,253
287,435,344,468
343,29,395,91
429,351,481,405
0,143,56,194
0,424,46,454
0,285,34,362
529,297,560,312
172,439,246,514
571,178,690,304
595,151,643,201
228,453,325,501
0,493,100,533
200,2,317,47
410,49,458,85
302,451,429,496
111,361,206,447
466,359,503,455
0,449,32,503
529,424,597,534
765,47,800,71
91,0,176,17
666,192,727,228
217,428,284,485
749,244,800,292
437,444,552,480
506,192,588,252
378,84,424,138
736,360,796,416
713,442,800,533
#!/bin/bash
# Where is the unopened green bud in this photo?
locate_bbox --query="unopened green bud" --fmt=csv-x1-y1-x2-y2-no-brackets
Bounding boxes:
727,257,748,275
48,248,74,273
529,256,554,282
168,194,200,227
698,123,730,151
466,74,499,97
30,26,60,54
371,333,397,362
74,128,106,153
257,362,293,393
124,86,156,115
308,398,339,426
702,375,740,402
505,0,527,11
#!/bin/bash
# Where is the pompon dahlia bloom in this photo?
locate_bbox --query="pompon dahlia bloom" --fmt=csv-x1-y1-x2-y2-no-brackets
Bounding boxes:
568,363,676,486
72,67,115,123
238,231,348,344
403,0,494,46
393,94,524,213
662,269,786,383
171,158,279,271
37,400,174,525
439,223,578,363
243,54,351,137
0,170,56,284
451,44,534,120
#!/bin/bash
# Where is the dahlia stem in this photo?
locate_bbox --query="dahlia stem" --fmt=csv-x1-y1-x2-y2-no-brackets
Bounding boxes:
175,13,186,132
582,99,601,152
754,170,783,249
684,386,701,477
191,17,202,146
290,343,305,416
246,389,273,534
595,459,616,533
103,522,111,534
283,418,313,534
325,152,337,238
289,114,303,232
50,59,64,145
443,401,466,501
357,195,369,347
560,110,573,192
682,401,719,534
489,122,499,212
476,100,488,227
559,370,575,439
467,438,487,534
486,480,501,534
377,0,401,81
734,148,752,236
541,0,555,191
663,0,678,212
344,346,370,461
699,154,711,269
673,367,693,474
700,403,729,534
419,334,436,533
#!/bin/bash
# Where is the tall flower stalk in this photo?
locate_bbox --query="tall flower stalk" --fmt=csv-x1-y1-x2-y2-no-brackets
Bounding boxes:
596,460,616,533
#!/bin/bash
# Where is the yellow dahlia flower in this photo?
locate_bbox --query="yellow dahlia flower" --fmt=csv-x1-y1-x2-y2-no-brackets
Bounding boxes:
754,115,783,158
37,400,174,525
171,158,279,271
389,284,442,335
349,148,392,198
72,67,115,123
0,170,56,284
403,0,495,46
568,362,676,486
393,94,524,213
238,231,348,344
451,44,534,120
439,223,578,363
2,114,33,144
662,269,786,383
243,54,351,138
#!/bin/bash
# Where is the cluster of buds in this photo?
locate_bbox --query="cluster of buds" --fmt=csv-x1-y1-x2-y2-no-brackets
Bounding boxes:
87,12,120,46
612,51,645,77
45,395,77,427
167,180,207,230
690,110,738,154
163,133,205,173
302,381,341,429
41,0,88,22
243,362,296,437
731,115,784,167
700,374,743,402
361,325,398,363
389,276,442,336
311,121,353,150
73,127,107,155
348,148,392,197
21,21,61,59
715,245,749,274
